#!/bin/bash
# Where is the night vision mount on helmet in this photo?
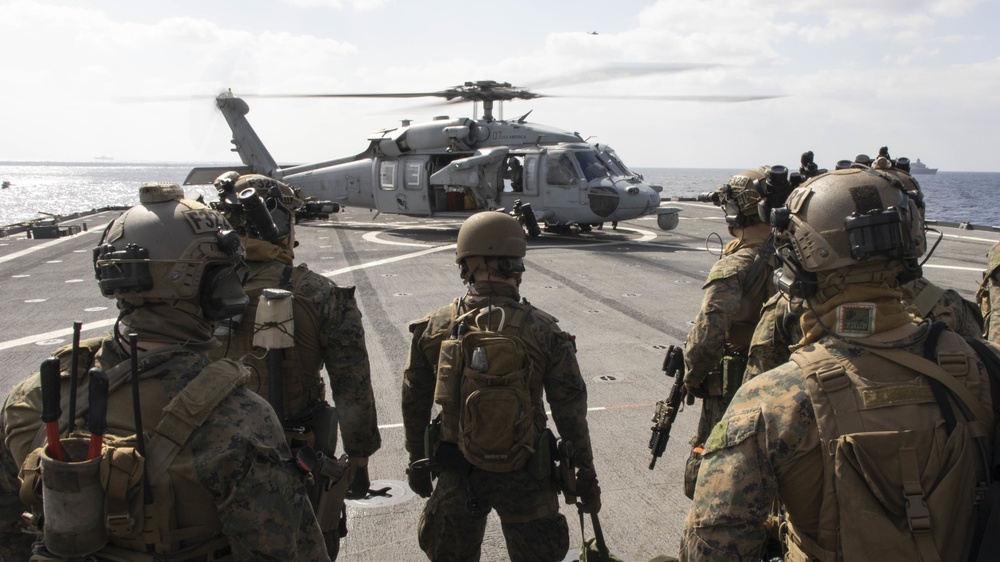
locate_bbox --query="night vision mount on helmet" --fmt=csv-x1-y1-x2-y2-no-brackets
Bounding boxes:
213,173,303,245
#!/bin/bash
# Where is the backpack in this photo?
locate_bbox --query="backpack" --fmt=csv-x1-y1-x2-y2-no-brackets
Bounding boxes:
433,299,538,473
786,327,992,562
19,345,246,560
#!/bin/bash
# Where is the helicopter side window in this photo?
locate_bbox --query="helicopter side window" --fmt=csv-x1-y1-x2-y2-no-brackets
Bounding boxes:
503,156,524,192
575,151,609,182
379,161,397,190
546,154,580,186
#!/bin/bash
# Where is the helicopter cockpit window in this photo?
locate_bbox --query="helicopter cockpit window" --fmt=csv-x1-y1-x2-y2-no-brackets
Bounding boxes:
546,153,580,186
379,161,397,190
575,151,609,182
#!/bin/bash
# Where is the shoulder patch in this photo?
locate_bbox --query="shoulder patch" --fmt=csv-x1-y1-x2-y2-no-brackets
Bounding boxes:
704,407,761,454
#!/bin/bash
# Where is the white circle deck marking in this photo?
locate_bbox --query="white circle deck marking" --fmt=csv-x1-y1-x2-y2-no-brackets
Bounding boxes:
25,299,46,303
45,260,63,264
84,307,109,312
12,274,29,278
36,339,64,346
65,279,83,283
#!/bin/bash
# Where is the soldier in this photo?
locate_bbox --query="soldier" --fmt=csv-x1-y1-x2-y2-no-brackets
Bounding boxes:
681,166,792,498
208,173,380,559
978,241,1000,344
745,158,984,378
402,211,599,562
0,183,329,561
680,168,997,561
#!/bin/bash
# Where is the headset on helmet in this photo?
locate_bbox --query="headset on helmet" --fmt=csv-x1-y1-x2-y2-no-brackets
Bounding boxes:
214,173,303,244
770,168,926,299
711,168,766,228
93,182,248,320
455,211,527,280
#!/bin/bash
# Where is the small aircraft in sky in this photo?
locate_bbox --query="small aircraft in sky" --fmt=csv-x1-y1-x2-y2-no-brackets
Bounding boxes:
184,68,778,236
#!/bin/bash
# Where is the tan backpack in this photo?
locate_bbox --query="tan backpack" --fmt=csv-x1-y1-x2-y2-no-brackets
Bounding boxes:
433,300,539,473
786,328,991,562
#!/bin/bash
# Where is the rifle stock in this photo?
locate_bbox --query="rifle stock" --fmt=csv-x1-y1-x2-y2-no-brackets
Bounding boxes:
648,345,686,470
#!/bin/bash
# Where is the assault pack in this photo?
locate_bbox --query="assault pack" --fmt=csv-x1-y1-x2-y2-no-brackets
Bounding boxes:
18,336,245,561
432,299,540,473
785,324,998,562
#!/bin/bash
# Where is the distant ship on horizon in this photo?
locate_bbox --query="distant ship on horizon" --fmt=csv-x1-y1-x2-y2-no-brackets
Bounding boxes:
909,158,937,175
93,156,113,161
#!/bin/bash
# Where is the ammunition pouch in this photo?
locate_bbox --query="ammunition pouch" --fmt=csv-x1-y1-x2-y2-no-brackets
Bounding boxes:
423,416,442,464
721,354,746,401
527,429,554,480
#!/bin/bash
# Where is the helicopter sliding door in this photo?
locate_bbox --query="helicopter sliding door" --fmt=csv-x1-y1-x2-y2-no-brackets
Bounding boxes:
373,156,431,216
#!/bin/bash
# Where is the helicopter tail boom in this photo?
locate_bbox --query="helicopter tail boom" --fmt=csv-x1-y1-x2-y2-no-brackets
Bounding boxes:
216,92,280,177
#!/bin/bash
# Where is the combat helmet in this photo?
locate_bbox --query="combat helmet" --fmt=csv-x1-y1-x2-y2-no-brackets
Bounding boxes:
770,168,925,299
716,168,766,228
455,211,527,281
214,173,303,244
93,182,248,320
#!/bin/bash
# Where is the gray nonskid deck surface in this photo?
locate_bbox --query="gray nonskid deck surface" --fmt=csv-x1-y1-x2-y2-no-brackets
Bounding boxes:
1,203,996,561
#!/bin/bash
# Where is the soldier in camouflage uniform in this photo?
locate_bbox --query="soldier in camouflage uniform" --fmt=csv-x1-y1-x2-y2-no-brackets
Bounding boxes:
745,159,984,379
0,184,329,561
681,169,996,561
208,173,380,559
402,212,600,562
681,167,793,498
978,241,1000,344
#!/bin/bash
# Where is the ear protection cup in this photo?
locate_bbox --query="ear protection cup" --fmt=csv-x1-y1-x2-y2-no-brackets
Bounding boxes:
200,264,249,320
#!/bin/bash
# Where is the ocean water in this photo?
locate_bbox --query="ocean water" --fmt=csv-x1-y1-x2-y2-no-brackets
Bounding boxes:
0,162,997,227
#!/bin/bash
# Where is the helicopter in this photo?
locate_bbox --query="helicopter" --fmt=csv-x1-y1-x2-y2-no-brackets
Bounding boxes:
184,74,777,237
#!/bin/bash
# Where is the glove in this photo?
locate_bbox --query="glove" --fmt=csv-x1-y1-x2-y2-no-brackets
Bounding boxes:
345,465,370,500
407,463,433,498
576,468,601,514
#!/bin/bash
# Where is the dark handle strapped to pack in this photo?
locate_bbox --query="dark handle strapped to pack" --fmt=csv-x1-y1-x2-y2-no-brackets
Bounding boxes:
128,334,153,506
40,357,64,462
87,368,109,461
68,321,82,434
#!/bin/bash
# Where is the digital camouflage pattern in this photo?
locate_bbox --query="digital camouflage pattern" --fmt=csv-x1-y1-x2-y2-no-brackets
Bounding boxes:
0,336,329,562
744,292,802,380
402,282,593,561
210,238,381,458
745,275,985,379
679,329,995,561
682,235,773,498
979,241,1000,344
417,467,568,562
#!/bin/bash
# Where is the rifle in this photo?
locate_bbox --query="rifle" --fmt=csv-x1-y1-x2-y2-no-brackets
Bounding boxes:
648,345,687,470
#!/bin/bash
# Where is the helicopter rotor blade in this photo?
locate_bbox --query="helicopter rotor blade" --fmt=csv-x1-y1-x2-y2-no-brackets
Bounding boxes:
543,93,786,103
523,62,720,90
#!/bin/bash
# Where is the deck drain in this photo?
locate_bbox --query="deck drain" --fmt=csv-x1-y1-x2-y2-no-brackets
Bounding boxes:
345,479,415,509
593,374,621,383
394,292,411,297
623,293,640,297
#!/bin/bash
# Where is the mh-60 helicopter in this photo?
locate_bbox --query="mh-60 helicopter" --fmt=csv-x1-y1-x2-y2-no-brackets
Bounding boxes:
184,71,776,236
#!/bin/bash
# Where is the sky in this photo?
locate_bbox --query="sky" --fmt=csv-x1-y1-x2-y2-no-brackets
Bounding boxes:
1,0,998,172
